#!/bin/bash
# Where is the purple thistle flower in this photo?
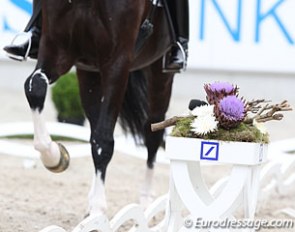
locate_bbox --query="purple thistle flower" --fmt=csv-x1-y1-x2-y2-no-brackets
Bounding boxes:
204,82,238,105
209,82,235,93
219,96,245,121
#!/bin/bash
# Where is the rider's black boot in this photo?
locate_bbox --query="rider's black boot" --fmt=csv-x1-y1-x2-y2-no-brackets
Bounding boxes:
3,0,42,61
165,0,189,71
166,37,188,70
3,26,41,60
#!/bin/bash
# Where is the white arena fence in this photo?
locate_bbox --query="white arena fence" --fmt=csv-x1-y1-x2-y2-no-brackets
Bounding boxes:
0,122,168,163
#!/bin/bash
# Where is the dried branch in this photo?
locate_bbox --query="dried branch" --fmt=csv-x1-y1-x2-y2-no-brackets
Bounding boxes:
246,99,269,114
247,100,292,123
152,100,292,132
151,116,187,132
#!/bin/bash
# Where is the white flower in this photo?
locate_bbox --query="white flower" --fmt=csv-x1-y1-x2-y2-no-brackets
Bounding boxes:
190,105,215,117
191,115,218,135
253,120,268,135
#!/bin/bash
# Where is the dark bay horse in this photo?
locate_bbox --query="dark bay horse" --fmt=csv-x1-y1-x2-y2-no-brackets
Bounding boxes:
25,0,174,215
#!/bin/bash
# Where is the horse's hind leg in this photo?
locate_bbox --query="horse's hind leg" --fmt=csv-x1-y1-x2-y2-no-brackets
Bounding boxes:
140,58,174,206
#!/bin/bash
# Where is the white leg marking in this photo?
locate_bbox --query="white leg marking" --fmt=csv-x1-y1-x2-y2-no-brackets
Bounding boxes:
140,167,155,208
88,171,107,215
97,147,102,156
32,110,60,167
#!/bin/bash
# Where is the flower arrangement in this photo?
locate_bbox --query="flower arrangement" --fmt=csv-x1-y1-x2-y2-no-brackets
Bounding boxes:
152,82,292,143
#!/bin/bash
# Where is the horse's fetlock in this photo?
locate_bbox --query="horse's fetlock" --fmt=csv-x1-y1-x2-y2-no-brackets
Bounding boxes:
87,171,108,216
88,198,107,216
34,140,50,152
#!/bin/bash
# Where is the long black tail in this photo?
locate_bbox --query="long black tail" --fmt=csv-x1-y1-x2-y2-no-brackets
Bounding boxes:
119,70,148,144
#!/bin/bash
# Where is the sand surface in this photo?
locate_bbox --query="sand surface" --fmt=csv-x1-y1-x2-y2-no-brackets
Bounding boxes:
0,147,294,232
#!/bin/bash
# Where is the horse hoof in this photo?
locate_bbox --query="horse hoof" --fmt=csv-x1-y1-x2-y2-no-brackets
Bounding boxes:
45,143,70,173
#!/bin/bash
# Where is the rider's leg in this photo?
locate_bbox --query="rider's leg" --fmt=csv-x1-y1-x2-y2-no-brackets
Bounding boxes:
3,0,42,60
166,0,189,70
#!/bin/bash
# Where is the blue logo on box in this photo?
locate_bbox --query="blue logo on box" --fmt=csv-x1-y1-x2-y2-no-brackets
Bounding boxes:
200,141,219,161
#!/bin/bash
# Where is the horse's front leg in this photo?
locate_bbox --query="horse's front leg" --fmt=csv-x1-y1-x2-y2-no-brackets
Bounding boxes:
24,69,69,173
76,69,106,215
86,60,130,216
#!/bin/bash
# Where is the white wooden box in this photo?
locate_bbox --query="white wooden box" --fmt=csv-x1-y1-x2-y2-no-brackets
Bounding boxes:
166,136,268,166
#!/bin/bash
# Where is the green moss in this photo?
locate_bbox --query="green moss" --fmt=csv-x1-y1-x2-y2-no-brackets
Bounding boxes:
171,117,195,137
171,118,269,144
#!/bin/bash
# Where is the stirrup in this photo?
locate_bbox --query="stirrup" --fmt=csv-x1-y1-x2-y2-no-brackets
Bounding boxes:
162,41,187,73
151,0,163,7
5,31,32,62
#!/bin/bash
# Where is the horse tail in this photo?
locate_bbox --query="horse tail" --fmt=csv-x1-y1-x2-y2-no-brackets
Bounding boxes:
119,70,148,143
